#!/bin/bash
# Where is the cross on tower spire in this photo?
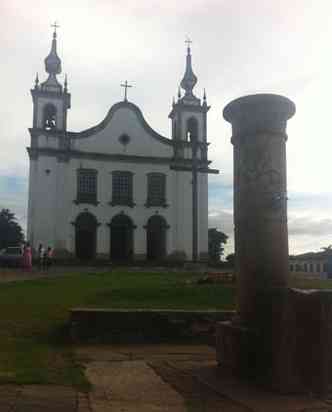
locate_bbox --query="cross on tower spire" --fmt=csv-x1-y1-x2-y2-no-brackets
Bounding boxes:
185,37,192,51
51,21,60,35
121,80,133,101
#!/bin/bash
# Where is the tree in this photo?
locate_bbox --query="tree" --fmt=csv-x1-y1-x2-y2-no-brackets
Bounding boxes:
321,245,332,252
208,228,228,263
226,253,235,267
0,209,24,250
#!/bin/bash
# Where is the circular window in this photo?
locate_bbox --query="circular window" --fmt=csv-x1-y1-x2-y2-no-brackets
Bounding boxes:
118,134,130,146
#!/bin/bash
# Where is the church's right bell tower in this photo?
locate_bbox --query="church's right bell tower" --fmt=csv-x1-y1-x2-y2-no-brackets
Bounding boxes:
168,41,209,162
168,42,210,262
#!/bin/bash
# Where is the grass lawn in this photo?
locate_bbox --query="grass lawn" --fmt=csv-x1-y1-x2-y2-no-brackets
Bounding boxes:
0,270,235,389
0,270,331,389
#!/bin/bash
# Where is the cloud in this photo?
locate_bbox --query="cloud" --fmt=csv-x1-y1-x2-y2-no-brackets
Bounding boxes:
1,0,332,255
288,216,332,237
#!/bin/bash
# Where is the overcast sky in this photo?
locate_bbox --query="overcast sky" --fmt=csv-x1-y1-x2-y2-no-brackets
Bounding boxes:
1,0,332,256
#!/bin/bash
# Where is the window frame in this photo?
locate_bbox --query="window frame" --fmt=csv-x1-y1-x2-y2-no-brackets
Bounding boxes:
75,168,99,205
145,172,168,208
110,171,135,207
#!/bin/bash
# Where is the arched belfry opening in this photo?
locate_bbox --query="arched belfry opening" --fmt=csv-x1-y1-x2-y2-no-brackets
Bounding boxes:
43,103,57,130
109,214,135,261
74,212,97,260
146,215,168,261
186,117,198,142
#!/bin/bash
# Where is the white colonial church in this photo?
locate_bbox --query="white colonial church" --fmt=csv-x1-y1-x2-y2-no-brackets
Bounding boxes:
27,28,218,261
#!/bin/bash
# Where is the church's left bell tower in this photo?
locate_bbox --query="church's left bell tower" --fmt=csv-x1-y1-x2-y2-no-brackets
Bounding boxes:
31,25,70,133
27,25,71,252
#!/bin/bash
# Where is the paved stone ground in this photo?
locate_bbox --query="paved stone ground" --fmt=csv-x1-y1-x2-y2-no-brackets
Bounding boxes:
75,344,332,412
77,344,248,411
1,341,332,411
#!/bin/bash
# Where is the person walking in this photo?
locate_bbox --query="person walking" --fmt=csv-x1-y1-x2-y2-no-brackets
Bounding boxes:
45,247,53,270
38,244,45,271
22,242,32,271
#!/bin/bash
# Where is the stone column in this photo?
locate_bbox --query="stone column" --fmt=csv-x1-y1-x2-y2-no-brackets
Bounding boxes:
223,94,295,324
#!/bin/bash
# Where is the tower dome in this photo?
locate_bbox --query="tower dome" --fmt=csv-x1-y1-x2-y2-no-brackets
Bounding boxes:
180,43,197,98
45,30,62,75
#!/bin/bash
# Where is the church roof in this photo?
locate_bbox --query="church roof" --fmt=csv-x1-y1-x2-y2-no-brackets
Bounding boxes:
67,101,175,146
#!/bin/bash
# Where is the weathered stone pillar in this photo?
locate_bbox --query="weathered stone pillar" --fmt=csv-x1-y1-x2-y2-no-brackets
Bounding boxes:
223,94,295,324
216,94,296,384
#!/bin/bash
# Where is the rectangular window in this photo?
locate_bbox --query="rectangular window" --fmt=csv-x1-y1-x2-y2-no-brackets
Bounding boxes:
316,263,321,272
310,263,314,272
77,169,97,204
304,263,308,272
112,171,133,206
146,173,166,207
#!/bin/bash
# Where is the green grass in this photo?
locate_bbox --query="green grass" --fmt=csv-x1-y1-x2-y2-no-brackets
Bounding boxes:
0,270,236,388
0,270,330,389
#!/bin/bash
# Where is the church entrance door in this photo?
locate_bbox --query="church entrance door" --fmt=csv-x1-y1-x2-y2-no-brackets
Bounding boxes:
110,214,134,261
75,212,97,260
146,215,167,260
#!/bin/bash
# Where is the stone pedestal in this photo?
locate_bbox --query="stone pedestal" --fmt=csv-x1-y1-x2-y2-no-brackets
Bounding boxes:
217,288,332,396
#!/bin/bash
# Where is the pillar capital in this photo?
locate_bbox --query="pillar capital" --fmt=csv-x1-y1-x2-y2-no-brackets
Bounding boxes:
223,94,295,141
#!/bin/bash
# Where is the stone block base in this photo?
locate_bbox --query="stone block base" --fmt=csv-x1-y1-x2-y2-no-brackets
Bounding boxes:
216,321,259,379
133,253,147,261
216,288,332,396
167,251,187,262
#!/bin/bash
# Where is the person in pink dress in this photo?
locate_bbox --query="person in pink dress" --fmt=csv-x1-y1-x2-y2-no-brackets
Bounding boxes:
22,242,32,271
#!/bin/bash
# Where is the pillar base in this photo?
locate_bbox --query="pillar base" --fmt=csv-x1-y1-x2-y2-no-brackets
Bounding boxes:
216,288,332,396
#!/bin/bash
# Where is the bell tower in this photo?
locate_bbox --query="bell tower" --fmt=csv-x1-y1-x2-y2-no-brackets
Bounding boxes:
168,41,211,262
169,40,209,161
31,23,70,132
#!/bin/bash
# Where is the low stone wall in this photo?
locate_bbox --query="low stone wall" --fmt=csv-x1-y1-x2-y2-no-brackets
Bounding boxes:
69,308,235,344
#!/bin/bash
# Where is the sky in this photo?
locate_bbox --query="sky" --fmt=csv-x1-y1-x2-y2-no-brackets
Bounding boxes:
1,0,332,257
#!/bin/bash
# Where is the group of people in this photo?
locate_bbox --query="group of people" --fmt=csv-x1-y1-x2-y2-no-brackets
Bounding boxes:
22,243,53,271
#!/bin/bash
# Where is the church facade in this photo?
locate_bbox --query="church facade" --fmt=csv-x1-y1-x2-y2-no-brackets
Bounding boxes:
27,29,218,261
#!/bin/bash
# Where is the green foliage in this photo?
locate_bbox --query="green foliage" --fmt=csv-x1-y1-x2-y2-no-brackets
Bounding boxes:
0,209,24,250
208,228,228,263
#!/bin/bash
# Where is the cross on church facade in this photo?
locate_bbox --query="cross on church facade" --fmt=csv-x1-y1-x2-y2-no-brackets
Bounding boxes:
121,80,132,101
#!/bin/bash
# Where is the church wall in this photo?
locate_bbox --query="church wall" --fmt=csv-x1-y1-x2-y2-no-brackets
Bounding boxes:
171,170,193,260
54,160,71,253
71,107,172,158
28,155,59,251
28,132,209,261
63,158,187,258
26,153,207,260
198,173,209,259
38,134,59,149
